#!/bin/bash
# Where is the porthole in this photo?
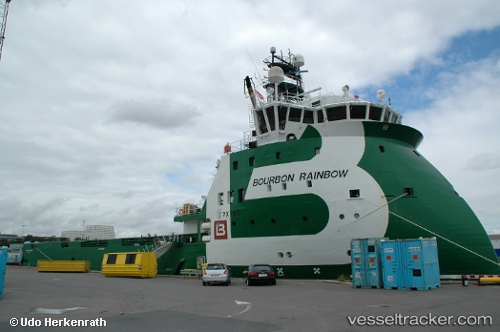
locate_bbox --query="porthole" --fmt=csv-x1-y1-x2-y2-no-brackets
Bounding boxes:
271,218,276,224
250,219,255,225
354,213,360,219
339,214,345,220
277,251,284,258
302,216,308,222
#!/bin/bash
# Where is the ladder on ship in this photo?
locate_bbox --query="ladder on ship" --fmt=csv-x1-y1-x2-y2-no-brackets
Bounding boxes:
142,236,174,259
152,241,173,259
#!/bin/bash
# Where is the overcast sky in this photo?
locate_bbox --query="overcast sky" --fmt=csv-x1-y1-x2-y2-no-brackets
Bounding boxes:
1,0,499,238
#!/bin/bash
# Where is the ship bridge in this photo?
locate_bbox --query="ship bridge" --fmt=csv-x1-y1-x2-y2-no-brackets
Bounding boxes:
242,47,403,147
251,98,402,146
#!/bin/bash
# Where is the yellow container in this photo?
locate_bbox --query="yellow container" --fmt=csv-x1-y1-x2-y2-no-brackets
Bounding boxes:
478,277,500,285
37,260,90,273
101,252,157,278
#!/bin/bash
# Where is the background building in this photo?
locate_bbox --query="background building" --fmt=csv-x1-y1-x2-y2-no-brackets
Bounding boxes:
61,225,115,241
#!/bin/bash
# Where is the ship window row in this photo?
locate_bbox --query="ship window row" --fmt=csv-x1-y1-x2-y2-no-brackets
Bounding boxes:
233,148,320,171
255,103,401,134
219,187,414,208
219,189,246,205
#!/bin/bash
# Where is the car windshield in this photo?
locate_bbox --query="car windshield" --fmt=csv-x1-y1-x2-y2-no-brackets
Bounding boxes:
252,265,272,272
207,264,225,270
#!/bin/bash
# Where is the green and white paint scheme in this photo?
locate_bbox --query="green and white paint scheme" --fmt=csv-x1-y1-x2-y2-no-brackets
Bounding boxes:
177,47,500,279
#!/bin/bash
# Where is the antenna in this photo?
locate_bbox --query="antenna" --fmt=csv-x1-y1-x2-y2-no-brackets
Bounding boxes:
245,48,264,85
0,0,12,62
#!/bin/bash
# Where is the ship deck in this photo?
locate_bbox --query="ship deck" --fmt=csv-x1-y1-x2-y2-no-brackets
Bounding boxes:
1,265,499,331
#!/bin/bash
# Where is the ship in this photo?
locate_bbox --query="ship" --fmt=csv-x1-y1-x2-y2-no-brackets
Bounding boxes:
22,47,500,279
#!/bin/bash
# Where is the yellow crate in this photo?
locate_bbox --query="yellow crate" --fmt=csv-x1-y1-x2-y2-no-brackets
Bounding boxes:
37,260,90,273
101,252,157,278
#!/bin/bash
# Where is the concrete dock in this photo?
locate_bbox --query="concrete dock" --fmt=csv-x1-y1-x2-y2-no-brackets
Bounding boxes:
0,266,498,331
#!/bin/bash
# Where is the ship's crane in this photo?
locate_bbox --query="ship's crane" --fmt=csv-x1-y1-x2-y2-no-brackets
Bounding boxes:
0,0,12,62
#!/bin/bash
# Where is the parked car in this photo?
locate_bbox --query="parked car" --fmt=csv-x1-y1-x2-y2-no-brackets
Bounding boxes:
202,263,231,286
244,264,276,286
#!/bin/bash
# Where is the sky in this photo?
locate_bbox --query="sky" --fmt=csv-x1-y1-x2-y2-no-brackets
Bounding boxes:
1,0,499,238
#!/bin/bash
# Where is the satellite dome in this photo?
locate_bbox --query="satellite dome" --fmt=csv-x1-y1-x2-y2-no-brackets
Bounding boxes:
294,54,305,67
268,66,285,84
377,89,386,100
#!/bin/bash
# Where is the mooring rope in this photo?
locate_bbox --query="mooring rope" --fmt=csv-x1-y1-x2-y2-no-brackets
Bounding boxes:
362,194,500,268
273,192,500,270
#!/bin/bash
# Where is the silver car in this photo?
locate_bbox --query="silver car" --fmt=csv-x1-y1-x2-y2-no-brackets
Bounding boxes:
202,263,231,286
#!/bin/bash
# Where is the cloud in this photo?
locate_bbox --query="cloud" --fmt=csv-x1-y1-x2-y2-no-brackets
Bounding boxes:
108,98,200,130
405,56,500,233
464,153,500,172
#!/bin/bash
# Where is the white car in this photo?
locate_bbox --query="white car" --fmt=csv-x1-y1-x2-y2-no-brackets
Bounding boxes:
202,263,231,286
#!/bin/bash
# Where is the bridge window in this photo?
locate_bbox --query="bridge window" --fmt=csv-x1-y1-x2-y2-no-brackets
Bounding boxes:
249,157,255,166
278,106,287,130
383,110,391,122
326,106,347,121
303,110,314,124
369,106,383,121
256,109,268,134
289,107,302,122
233,161,238,170
317,109,325,123
265,106,276,131
350,104,366,119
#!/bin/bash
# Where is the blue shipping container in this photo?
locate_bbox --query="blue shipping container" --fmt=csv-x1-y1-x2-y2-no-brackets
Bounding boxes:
0,247,7,300
381,238,440,291
351,238,384,289
380,240,401,289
